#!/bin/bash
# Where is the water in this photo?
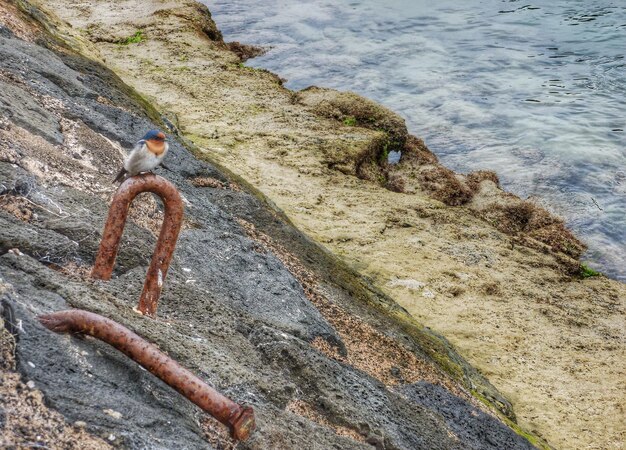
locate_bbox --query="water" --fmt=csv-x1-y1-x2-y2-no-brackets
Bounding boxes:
204,0,626,281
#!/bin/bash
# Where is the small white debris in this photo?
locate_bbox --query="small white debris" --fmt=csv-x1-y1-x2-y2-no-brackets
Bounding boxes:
157,269,163,288
26,380,36,389
180,194,192,207
103,409,123,420
422,289,436,299
27,361,36,368
107,434,116,442
80,351,89,356
386,279,426,290
74,421,87,428
185,279,196,284
182,267,191,272
8,248,23,256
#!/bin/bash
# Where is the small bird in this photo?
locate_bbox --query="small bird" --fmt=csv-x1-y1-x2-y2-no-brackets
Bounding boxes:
113,130,169,183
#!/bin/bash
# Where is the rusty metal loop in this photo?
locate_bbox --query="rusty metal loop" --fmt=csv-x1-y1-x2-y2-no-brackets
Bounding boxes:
38,309,256,441
91,174,184,316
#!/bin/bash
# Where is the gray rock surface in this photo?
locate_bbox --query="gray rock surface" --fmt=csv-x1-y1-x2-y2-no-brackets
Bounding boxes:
399,382,535,450
0,80,62,145
0,8,535,450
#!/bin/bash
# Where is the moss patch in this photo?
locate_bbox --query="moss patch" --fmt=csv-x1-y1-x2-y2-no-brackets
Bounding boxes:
116,30,144,45
418,166,473,206
466,170,500,192
479,201,586,259
471,390,552,450
580,264,602,279
298,86,408,150
226,41,266,61
343,116,357,126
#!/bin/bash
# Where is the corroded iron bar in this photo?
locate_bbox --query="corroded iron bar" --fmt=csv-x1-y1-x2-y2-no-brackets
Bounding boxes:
91,173,184,316
38,310,256,441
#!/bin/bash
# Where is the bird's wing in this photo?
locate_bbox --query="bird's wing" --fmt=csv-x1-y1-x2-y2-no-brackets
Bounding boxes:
112,167,128,183
124,142,149,174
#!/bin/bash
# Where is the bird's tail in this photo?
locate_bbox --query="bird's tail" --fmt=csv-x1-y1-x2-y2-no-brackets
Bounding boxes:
112,167,128,184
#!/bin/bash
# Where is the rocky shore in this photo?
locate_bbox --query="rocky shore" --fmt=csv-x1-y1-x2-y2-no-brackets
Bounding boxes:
1,1,624,449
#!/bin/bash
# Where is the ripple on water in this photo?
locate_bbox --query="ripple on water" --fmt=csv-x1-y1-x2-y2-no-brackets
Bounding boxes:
205,0,626,280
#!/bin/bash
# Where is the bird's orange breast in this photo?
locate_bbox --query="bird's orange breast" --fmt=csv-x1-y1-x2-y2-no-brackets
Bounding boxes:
146,139,166,156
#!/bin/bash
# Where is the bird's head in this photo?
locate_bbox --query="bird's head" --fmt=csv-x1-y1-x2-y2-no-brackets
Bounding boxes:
142,130,167,142
142,130,168,155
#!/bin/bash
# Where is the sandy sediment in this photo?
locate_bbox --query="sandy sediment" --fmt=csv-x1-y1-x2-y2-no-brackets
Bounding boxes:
13,1,626,448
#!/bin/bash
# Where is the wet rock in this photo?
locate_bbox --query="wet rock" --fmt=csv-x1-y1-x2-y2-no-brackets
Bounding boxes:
298,86,408,150
297,87,409,183
0,4,537,449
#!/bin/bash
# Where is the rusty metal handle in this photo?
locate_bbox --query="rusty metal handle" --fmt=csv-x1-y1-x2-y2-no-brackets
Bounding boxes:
38,309,256,441
91,174,184,316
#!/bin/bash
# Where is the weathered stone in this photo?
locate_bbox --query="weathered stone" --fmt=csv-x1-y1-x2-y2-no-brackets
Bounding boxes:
0,4,538,449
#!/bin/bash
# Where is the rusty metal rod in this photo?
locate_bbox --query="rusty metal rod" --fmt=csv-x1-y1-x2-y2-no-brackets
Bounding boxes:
38,309,256,441
91,174,184,316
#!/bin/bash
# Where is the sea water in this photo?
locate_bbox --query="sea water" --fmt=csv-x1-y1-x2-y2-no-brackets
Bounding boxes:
204,0,626,281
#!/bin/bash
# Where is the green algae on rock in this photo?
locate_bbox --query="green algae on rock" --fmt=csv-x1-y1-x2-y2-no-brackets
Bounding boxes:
5,0,626,449
0,1,542,448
